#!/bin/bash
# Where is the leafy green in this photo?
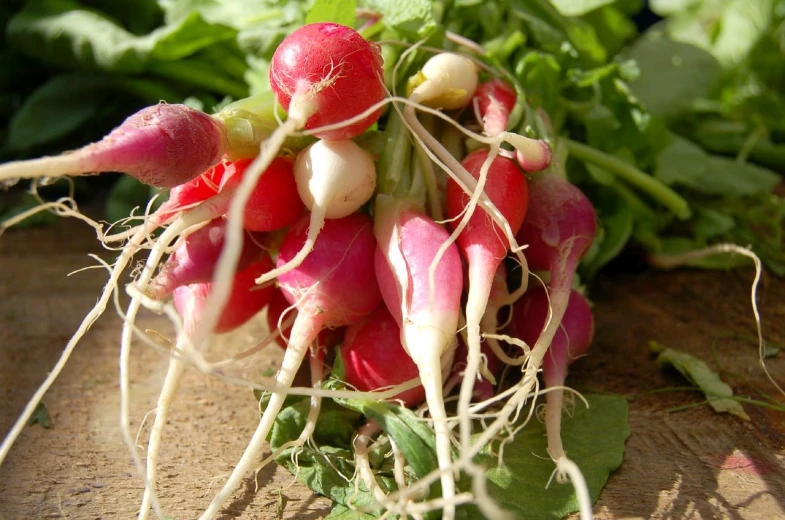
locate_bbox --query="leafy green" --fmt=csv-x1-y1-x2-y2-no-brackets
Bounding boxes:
475,395,629,520
306,0,357,26
651,342,751,420
27,402,54,429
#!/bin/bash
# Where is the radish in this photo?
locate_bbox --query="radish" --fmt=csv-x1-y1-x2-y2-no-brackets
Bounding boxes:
0,104,225,188
139,255,275,520
341,305,426,407
218,156,304,232
373,197,463,520
255,138,377,285
265,288,344,350
446,335,501,402
473,78,517,137
150,218,264,299
200,212,381,520
445,149,528,454
509,285,595,519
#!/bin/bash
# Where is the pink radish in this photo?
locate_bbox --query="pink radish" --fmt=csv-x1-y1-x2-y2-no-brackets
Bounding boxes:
374,198,463,520
473,78,516,137
509,285,594,519
200,212,381,520
0,104,225,188
341,306,426,407
445,149,528,454
218,156,305,231
265,288,345,350
139,255,275,520
255,138,377,285
150,218,264,299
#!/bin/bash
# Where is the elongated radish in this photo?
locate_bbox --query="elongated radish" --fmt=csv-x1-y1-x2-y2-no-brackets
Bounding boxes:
445,149,528,453
509,285,594,520
373,197,463,520
139,255,275,520
473,78,516,137
341,305,426,407
256,139,376,285
218,156,304,231
200,212,381,520
0,104,225,188
150,218,264,298
265,288,345,350
509,286,594,460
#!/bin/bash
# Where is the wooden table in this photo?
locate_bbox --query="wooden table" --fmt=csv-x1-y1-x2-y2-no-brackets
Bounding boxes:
1,217,784,519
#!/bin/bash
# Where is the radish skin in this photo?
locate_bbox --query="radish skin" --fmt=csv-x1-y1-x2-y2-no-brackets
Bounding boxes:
0,104,225,188
446,150,528,454
474,78,516,137
374,198,462,520
200,213,381,520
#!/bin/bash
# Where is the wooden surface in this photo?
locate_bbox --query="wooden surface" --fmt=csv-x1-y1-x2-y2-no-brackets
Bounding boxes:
1,218,784,520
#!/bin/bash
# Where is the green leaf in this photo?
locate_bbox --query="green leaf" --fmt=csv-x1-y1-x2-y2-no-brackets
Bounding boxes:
476,395,629,520
28,402,54,429
5,76,114,153
693,207,735,240
625,31,723,118
550,0,617,16
656,134,780,196
306,0,357,26
326,504,377,520
651,342,751,420
7,0,234,73
362,0,436,38
582,195,635,277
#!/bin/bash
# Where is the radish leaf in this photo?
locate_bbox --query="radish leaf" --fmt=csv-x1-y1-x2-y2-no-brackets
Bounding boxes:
651,342,751,420
473,394,629,520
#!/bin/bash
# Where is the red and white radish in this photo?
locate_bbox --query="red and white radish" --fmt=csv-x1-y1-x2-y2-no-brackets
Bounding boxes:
200,212,381,520
342,305,427,407
265,288,344,350
446,149,528,452
139,255,275,520
473,78,516,137
256,138,376,284
374,198,463,520
0,104,225,188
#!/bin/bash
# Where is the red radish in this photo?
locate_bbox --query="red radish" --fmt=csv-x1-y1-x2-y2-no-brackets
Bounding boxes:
474,78,516,137
255,139,377,285
270,23,385,140
218,156,304,231
200,212,381,520
0,104,225,188
139,255,275,520
509,285,594,518
150,218,264,299
265,288,344,350
342,306,426,407
446,149,528,454
374,198,463,520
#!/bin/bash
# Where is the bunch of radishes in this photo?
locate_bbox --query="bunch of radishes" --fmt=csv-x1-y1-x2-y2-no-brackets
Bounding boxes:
0,22,604,520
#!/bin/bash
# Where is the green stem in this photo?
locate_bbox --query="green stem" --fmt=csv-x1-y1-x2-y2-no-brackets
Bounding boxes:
565,139,692,220
147,59,249,99
200,46,248,81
